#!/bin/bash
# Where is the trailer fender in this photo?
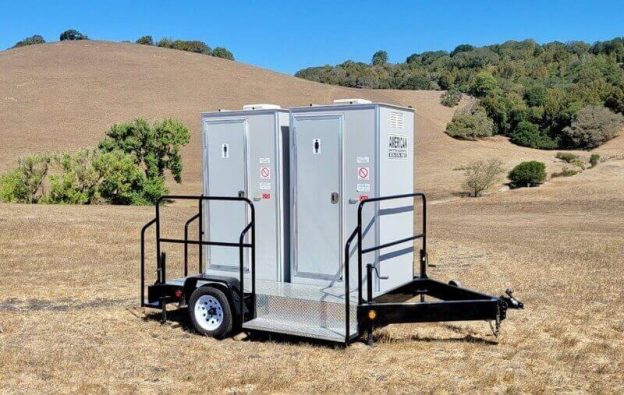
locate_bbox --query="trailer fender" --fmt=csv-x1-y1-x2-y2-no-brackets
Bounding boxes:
182,277,242,320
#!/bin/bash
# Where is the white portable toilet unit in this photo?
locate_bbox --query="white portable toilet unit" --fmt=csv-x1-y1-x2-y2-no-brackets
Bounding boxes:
201,105,290,285
289,100,415,295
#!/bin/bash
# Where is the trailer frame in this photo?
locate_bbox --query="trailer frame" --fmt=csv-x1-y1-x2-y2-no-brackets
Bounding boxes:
140,193,522,344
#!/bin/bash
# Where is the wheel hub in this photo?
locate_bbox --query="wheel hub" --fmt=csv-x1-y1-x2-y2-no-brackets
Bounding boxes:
194,294,224,331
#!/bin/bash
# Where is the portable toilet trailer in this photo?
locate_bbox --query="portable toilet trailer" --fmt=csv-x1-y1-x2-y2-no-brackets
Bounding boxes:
289,99,415,295
201,105,290,285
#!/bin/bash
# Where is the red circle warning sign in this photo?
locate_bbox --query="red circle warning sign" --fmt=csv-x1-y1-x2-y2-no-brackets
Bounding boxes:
260,167,271,179
358,167,369,180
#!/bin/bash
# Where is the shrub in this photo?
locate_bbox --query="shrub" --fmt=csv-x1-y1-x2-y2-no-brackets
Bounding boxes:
551,167,579,178
212,47,235,60
509,121,558,149
508,161,546,188
561,106,624,149
94,150,166,205
45,149,102,204
446,108,495,140
136,35,153,45
0,153,52,203
462,159,504,197
590,153,601,167
60,29,88,41
13,35,45,48
0,169,28,202
555,152,579,163
440,89,462,107
157,39,211,54
98,118,190,183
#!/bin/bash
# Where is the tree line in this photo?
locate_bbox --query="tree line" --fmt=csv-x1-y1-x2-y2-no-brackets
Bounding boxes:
296,39,624,149
10,30,235,60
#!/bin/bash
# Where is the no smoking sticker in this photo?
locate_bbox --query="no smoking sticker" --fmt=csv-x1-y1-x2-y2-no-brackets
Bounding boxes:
357,166,369,181
260,167,271,180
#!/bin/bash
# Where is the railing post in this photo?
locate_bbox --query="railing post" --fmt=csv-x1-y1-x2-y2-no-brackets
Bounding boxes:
198,197,203,274
155,201,162,283
250,203,256,318
344,238,350,344
357,203,364,304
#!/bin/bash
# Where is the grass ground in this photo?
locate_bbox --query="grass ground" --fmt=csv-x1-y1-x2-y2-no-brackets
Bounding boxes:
1,160,622,393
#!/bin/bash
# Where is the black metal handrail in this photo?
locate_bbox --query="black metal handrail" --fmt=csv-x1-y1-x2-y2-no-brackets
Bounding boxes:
357,193,427,304
141,195,256,322
183,213,200,277
342,192,427,343
140,218,157,307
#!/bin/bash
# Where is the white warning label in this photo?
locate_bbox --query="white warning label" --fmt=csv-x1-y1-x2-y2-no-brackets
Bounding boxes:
357,167,370,181
388,134,408,160
357,183,370,192
259,157,271,164
260,167,271,180
356,156,370,164
259,182,271,190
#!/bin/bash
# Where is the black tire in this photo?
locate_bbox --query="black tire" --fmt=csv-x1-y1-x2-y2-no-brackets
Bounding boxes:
449,280,462,288
188,286,233,339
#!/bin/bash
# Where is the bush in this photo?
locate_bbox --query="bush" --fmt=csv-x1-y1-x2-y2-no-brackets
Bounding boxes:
508,161,546,188
555,152,579,163
590,153,601,167
509,121,558,149
60,29,88,41
0,169,28,202
98,118,190,182
462,159,504,197
561,106,624,149
212,47,235,60
45,149,102,204
446,108,495,140
0,118,190,205
551,167,579,178
13,35,45,48
94,150,166,205
440,89,462,107
136,35,153,45
157,39,211,54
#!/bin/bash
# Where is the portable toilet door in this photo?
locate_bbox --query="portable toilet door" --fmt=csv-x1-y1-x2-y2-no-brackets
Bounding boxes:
201,106,290,285
289,101,415,294
290,114,344,283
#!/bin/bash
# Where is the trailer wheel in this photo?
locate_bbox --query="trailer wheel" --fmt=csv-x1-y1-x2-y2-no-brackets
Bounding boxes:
189,287,233,339
449,280,461,288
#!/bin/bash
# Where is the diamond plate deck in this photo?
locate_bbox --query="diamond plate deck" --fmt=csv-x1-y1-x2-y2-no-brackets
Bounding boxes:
166,277,359,342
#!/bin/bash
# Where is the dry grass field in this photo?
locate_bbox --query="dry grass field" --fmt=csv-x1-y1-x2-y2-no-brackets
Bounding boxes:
1,41,624,393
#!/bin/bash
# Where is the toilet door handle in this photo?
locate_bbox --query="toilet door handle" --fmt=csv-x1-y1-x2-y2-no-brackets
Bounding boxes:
330,192,340,204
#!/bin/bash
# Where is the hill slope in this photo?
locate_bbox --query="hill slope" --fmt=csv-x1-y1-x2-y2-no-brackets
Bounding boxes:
0,41,621,198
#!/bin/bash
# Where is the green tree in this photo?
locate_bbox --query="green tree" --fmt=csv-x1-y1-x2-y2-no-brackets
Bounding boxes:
136,35,154,45
60,29,88,41
13,35,45,48
98,118,190,182
508,161,546,188
509,121,558,149
471,72,498,97
372,50,388,66
212,47,235,60
446,108,495,140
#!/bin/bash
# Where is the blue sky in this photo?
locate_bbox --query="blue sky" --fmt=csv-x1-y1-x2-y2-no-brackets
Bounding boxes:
1,0,623,74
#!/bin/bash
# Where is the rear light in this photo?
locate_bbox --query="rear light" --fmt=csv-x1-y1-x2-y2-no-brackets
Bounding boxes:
175,289,183,298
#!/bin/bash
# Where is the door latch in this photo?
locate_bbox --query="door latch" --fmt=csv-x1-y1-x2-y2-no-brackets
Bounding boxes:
330,192,340,204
